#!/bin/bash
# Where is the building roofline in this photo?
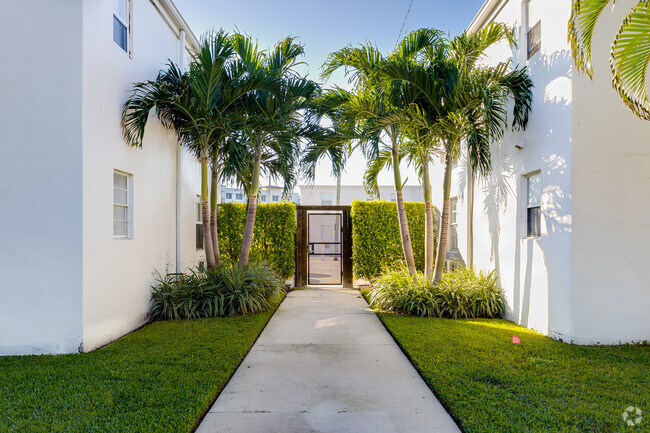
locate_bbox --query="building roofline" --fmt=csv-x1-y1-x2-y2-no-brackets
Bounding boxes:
154,0,200,52
467,0,507,34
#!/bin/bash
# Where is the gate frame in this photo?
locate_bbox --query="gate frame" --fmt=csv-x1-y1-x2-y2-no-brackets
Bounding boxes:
295,205,353,288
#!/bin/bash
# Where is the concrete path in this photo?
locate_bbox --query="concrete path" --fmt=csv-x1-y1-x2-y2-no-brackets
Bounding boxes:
196,287,461,433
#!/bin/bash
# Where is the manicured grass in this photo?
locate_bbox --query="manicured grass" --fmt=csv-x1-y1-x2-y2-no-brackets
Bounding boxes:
377,314,650,433
0,303,281,433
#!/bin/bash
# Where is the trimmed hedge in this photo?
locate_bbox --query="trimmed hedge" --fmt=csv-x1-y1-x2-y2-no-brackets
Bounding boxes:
351,200,434,279
217,202,296,279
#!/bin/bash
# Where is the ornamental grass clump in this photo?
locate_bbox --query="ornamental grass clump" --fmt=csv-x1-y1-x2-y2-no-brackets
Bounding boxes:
368,268,440,317
437,267,503,318
150,262,284,320
368,266,504,319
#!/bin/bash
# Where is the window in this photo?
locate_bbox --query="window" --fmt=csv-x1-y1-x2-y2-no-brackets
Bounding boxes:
448,197,459,251
321,193,332,205
272,195,280,202
260,195,266,202
526,1,541,59
113,171,131,238
526,173,542,237
196,198,203,250
113,0,129,53
236,193,244,200
390,192,396,202
527,20,541,59
225,193,233,200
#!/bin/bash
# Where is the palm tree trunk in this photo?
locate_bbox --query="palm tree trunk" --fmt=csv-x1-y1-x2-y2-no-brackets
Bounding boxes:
210,167,221,265
336,172,341,205
423,159,434,281
239,147,262,265
467,164,474,269
389,130,416,275
200,158,216,270
433,151,453,283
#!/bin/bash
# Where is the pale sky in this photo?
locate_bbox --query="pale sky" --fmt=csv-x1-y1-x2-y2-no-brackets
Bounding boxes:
173,0,486,187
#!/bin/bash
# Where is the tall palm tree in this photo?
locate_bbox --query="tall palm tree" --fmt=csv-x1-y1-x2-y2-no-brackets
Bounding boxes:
230,34,318,265
122,30,277,270
382,23,533,282
569,0,650,120
322,29,442,275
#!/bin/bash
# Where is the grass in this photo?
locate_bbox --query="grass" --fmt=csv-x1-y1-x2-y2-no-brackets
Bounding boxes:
377,314,650,433
0,299,282,433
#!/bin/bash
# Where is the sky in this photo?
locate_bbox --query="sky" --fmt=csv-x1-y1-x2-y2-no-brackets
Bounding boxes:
173,0,486,187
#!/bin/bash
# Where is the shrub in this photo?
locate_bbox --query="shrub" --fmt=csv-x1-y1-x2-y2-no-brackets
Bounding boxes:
351,200,431,279
368,266,504,319
437,267,504,319
217,202,296,279
150,262,285,320
368,268,440,317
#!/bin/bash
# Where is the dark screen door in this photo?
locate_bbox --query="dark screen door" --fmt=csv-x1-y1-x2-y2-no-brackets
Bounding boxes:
307,213,342,285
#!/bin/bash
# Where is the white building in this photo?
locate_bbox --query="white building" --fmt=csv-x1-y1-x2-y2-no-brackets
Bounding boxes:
438,0,650,344
221,186,248,204
0,0,204,355
299,185,424,206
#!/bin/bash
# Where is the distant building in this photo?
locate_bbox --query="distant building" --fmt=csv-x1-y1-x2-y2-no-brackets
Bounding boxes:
221,185,300,205
299,185,424,206
221,186,247,203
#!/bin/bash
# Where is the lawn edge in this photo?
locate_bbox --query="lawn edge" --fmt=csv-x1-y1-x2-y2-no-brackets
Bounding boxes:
359,289,467,433
188,291,287,432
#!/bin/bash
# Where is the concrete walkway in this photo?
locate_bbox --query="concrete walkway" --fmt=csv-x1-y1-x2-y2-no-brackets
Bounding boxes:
196,287,461,433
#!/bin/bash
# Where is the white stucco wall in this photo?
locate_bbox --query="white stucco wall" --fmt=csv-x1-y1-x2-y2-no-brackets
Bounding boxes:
0,1,84,355
80,0,203,351
444,0,574,339
570,0,650,344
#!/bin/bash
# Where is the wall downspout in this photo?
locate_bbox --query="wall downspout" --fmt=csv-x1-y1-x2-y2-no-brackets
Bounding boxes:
175,29,186,274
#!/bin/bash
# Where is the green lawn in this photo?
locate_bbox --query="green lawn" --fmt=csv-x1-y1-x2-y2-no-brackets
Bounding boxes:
0,305,280,433
377,314,650,433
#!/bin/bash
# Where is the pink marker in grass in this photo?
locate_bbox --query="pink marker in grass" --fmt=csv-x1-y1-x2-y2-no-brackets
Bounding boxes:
512,335,520,344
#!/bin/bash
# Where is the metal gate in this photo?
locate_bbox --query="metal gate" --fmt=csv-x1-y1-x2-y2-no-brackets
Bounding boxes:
307,213,342,285
295,206,353,288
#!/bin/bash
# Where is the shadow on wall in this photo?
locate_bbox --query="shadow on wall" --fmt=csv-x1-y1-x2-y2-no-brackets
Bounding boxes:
480,50,573,332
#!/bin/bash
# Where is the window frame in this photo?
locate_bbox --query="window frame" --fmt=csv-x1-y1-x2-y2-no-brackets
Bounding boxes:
272,195,280,202
196,196,204,251
527,19,542,60
113,170,133,239
113,0,131,56
235,193,244,200
448,197,459,251
525,172,542,238
321,192,332,205
225,193,233,200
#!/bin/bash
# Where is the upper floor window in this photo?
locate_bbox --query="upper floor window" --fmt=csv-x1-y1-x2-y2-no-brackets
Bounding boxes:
196,197,203,250
113,0,130,53
113,171,132,239
236,193,244,200
260,195,267,202
390,192,396,202
526,173,542,237
525,1,541,59
321,193,332,205
225,193,233,200
272,195,280,202
448,197,459,251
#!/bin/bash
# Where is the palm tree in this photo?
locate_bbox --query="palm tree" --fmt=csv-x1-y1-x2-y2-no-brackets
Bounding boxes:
322,29,442,275
300,87,357,187
122,30,277,270
569,0,650,120
382,23,533,282
230,34,318,265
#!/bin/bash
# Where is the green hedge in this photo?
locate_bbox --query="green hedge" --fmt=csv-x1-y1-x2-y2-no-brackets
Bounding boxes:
217,202,296,279
351,200,434,279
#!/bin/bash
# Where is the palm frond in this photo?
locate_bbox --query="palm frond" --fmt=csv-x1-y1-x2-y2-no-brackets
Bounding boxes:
610,1,650,120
